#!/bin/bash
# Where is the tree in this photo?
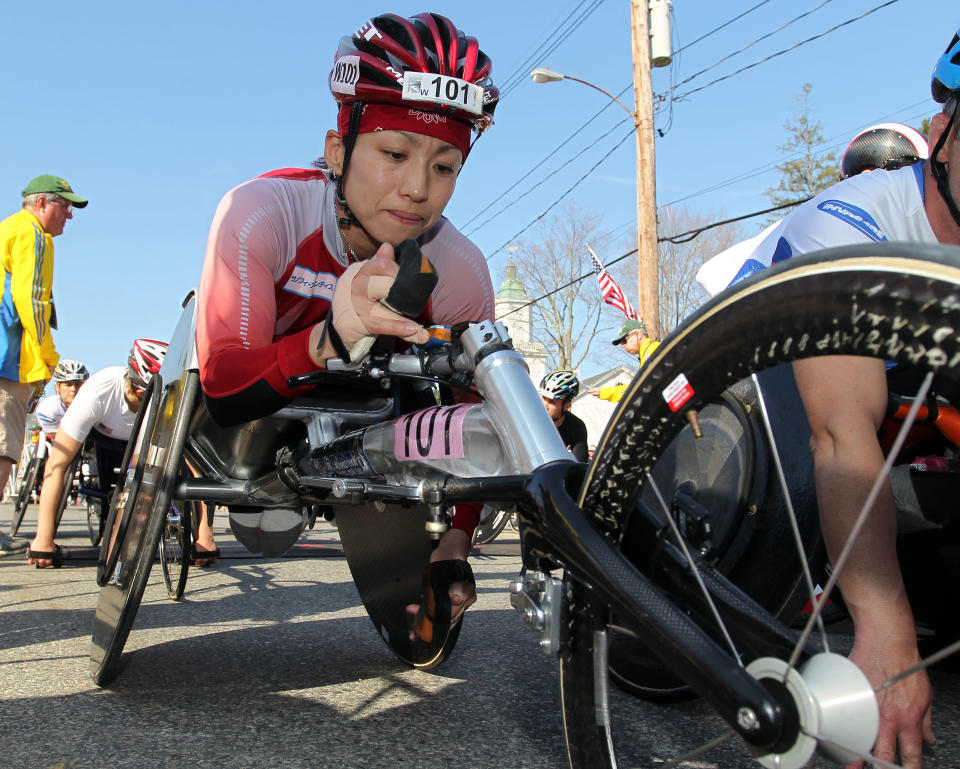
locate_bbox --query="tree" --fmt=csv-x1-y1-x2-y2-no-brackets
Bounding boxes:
656,207,742,333
510,204,607,371
767,83,837,209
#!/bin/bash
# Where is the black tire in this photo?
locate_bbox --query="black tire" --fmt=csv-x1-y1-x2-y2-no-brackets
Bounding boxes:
11,455,41,536
559,243,960,768
96,377,162,587
90,372,198,686
159,498,193,601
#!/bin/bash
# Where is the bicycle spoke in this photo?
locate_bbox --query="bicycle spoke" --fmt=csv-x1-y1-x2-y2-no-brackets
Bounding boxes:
877,637,960,693
789,371,934,669
646,471,742,666
751,373,831,657
656,730,735,769
805,729,903,769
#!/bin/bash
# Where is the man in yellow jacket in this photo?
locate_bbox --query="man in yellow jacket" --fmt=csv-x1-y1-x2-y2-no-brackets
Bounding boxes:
0,175,87,552
589,318,660,404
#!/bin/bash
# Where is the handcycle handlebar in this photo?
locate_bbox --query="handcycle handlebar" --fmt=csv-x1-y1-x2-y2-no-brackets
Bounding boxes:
285,322,480,391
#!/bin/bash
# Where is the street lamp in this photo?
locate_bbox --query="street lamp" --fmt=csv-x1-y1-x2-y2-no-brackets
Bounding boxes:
530,66,660,340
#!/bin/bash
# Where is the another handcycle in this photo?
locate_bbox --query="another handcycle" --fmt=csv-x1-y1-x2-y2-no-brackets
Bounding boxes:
11,432,103,543
90,243,960,769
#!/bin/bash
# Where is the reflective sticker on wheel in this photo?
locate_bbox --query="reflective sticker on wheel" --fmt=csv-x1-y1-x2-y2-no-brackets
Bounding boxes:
662,373,694,412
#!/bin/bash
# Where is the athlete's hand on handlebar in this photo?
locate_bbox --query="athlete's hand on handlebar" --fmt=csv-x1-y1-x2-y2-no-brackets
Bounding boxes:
310,243,431,367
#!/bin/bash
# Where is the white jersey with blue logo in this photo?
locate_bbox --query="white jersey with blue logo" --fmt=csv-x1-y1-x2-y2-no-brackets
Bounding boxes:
35,393,67,437
720,164,935,291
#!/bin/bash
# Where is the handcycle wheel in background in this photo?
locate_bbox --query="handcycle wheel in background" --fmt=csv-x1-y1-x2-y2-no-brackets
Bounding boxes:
86,499,104,547
471,506,513,546
560,243,960,769
10,455,41,536
90,371,198,686
159,496,195,601
53,452,84,533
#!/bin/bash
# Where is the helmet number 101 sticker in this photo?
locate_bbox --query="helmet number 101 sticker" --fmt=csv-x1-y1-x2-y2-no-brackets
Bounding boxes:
402,72,483,115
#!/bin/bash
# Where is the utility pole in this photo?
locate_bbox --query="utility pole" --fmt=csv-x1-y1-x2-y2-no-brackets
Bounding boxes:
631,0,661,340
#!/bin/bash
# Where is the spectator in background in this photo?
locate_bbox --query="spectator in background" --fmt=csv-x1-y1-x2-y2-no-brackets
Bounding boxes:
587,319,661,404
0,176,87,553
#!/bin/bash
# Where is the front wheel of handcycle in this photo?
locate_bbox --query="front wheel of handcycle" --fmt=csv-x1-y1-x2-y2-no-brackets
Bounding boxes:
90,371,198,686
560,243,960,769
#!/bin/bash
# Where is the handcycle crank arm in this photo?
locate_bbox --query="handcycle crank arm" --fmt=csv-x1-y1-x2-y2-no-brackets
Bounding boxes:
521,462,794,752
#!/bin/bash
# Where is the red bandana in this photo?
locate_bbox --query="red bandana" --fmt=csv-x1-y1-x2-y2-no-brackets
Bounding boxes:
337,103,472,158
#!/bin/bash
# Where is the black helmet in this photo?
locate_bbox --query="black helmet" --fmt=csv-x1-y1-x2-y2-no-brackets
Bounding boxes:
840,123,928,180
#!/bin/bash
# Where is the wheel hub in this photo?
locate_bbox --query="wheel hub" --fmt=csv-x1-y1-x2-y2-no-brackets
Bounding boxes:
745,653,878,769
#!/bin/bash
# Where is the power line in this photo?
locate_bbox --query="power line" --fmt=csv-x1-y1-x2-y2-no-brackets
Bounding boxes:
671,0,901,101
658,98,930,210
461,87,632,230
672,0,833,90
497,0,608,98
497,196,812,320
476,0,903,246
466,114,633,238
484,127,636,262
659,197,811,244
673,0,776,56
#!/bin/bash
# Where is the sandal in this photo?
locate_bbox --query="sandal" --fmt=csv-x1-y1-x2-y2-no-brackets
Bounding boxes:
407,559,475,656
189,545,221,567
26,545,64,569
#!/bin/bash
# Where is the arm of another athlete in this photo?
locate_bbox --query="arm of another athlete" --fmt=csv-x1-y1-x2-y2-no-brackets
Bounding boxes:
27,427,82,566
794,352,933,769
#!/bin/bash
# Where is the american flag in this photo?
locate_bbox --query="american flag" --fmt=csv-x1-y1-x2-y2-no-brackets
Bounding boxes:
587,245,639,321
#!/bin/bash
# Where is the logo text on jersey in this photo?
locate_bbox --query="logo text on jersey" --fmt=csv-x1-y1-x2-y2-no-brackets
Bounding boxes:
283,267,336,302
817,200,888,242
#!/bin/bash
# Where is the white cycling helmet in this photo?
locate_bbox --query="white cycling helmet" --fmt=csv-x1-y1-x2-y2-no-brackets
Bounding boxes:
52,358,89,383
539,370,580,402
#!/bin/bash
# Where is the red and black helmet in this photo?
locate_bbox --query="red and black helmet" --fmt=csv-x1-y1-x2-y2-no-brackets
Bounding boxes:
329,12,499,134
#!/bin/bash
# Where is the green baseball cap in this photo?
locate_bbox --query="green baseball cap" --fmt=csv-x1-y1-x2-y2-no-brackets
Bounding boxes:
22,175,88,208
611,318,647,345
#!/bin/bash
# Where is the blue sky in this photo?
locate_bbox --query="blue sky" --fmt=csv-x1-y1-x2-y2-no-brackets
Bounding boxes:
1,0,956,380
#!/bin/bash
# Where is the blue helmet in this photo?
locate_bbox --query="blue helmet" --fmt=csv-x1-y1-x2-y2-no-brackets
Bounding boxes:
539,370,580,402
932,31,960,103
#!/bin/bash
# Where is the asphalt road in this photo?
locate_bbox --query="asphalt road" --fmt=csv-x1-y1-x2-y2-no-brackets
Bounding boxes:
2,502,960,769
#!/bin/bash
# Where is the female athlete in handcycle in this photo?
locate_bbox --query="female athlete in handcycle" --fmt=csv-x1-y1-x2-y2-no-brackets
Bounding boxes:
194,11,496,643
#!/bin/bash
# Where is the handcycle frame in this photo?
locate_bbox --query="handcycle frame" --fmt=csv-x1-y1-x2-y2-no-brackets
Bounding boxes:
90,242,960,767
90,290,809,757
